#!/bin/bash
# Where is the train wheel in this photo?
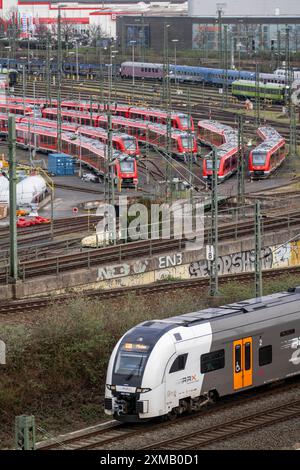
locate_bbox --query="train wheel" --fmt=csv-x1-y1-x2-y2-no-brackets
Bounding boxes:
166,409,178,421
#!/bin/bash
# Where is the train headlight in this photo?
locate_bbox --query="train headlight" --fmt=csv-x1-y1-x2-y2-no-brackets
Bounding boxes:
136,388,151,393
106,384,116,391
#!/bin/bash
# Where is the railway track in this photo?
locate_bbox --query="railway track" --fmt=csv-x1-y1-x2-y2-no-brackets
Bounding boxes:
37,422,144,450
2,264,300,314
16,77,282,114
35,375,300,450
0,205,300,281
141,399,300,450
0,215,100,248
15,80,296,144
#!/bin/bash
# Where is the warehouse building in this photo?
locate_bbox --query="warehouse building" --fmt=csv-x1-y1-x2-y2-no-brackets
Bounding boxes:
188,0,300,17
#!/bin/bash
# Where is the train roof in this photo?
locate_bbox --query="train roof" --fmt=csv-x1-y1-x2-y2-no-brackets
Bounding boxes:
121,61,163,69
149,287,300,328
199,120,238,159
63,132,130,161
253,126,285,153
232,80,285,89
44,105,189,121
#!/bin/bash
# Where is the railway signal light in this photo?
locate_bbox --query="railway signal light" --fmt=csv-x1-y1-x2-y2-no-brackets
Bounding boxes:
252,40,256,52
271,40,275,51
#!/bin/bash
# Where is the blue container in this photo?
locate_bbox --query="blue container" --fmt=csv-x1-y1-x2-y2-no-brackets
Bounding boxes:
48,153,74,176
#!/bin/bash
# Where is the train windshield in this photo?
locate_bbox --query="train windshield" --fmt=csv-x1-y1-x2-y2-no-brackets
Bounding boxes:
123,138,136,151
252,151,266,166
178,115,190,128
120,160,134,173
206,160,220,170
181,136,194,150
114,351,148,377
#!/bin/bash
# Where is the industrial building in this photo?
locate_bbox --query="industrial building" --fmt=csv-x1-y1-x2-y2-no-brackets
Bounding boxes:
188,0,300,17
0,1,187,38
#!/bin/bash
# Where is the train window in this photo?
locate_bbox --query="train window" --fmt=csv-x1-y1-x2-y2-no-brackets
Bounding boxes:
280,329,295,337
170,353,188,373
259,345,272,366
174,333,182,341
244,342,251,371
234,345,242,373
201,349,225,374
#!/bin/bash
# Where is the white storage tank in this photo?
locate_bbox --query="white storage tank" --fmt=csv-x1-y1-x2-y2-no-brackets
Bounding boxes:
0,174,47,207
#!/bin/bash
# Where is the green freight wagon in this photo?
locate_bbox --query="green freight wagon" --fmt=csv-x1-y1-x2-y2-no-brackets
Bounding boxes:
232,80,286,103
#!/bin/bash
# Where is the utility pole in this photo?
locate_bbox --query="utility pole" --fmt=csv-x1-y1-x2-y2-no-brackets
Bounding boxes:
8,115,18,283
46,33,52,105
209,147,219,297
165,107,172,200
289,103,298,160
277,29,281,69
217,5,223,70
237,115,245,205
255,61,260,127
284,26,298,162
187,89,193,201
22,64,26,113
285,26,291,107
104,49,116,206
163,23,170,105
255,200,263,298
223,24,229,107
57,5,63,153
99,42,104,105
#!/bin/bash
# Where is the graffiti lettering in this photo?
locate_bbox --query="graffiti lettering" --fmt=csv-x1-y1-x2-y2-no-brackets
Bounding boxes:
189,248,273,278
159,253,183,269
97,259,149,281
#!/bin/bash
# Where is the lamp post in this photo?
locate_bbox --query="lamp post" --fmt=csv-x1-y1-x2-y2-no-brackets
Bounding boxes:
171,39,179,87
163,23,170,105
4,46,11,71
106,47,118,205
129,40,137,86
4,46,11,99
57,3,66,153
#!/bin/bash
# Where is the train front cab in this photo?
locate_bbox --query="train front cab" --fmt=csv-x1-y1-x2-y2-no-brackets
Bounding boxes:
249,145,285,179
115,157,138,188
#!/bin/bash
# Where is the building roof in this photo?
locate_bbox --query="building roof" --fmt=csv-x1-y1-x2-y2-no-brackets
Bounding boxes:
18,1,186,4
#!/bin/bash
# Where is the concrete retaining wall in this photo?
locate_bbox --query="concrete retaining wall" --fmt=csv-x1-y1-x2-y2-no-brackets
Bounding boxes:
2,227,300,300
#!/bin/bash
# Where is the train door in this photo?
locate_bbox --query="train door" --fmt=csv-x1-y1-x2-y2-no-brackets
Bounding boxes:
233,337,253,390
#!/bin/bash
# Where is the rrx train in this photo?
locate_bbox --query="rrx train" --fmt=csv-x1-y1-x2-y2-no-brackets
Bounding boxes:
105,287,300,422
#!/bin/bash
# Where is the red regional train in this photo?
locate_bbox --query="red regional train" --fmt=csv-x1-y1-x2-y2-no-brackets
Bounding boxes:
248,127,286,178
4,97,193,131
9,123,138,187
198,120,240,181
41,108,197,160
0,114,140,157
0,101,33,116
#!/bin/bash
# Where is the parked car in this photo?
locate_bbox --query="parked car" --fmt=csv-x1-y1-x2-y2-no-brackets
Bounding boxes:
82,172,99,183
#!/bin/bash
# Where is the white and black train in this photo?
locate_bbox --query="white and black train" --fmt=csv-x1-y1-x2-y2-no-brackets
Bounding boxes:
105,287,300,422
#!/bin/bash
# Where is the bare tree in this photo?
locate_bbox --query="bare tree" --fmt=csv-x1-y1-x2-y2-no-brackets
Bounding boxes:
5,8,22,58
35,23,50,45
87,24,107,46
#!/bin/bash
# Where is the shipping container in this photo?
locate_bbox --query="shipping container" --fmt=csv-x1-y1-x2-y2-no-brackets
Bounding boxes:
48,153,74,176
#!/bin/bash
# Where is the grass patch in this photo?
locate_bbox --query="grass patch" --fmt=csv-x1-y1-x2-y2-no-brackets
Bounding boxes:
1,273,300,448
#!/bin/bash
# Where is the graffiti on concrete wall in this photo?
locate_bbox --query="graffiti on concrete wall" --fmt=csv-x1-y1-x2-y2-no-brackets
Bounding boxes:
272,241,300,268
189,247,273,277
97,259,149,281
189,241,300,278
